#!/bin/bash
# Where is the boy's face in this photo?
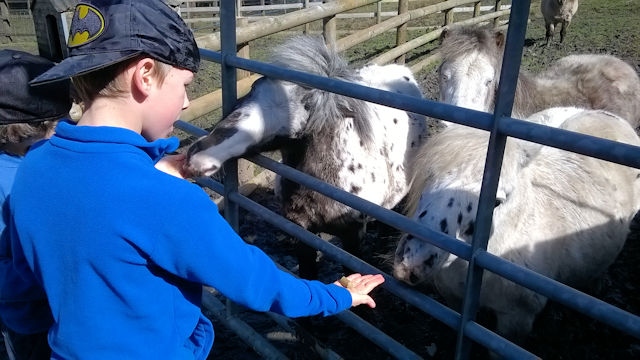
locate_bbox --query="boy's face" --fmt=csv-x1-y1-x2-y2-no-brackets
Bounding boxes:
142,66,194,141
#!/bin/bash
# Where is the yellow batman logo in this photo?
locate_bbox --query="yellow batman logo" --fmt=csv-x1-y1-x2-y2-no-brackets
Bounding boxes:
68,4,105,47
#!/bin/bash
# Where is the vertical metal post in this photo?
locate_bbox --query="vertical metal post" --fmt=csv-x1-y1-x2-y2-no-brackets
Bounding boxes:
220,0,240,231
454,1,531,359
220,0,242,320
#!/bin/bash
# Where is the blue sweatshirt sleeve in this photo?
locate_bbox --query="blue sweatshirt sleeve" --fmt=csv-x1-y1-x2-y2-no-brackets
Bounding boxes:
142,177,352,318
0,208,52,334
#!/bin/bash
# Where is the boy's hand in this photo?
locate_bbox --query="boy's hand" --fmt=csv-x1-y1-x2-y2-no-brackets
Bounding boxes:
334,273,385,308
156,153,188,179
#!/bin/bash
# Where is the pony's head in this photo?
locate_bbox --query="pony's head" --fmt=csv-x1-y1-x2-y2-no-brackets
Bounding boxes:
393,187,484,285
186,35,368,177
438,26,506,113
186,77,308,176
358,63,422,98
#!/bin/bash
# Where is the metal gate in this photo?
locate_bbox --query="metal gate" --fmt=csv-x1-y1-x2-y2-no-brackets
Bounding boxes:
176,0,640,358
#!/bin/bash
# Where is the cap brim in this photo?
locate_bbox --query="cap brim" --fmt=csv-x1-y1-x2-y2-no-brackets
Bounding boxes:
30,50,142,86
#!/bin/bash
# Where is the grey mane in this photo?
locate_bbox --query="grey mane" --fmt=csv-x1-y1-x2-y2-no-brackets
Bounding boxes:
270,35,373,146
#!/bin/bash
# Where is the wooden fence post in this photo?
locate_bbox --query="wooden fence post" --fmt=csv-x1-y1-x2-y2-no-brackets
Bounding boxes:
395,0,409,64
473,1,481,17
1,0,11,43
444,7,453,27
322,0,337,49
494,0,502,26
304,0,310,34
236,17,251,80
376,1,382,24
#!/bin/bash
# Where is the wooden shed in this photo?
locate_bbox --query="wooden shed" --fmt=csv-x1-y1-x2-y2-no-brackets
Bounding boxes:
31,0,77,62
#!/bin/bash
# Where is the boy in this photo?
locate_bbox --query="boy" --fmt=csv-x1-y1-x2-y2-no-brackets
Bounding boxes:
10,1,385,359
0,49,73,360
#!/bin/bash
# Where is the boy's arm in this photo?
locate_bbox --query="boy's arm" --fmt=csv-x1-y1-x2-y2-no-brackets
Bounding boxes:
148,186,384,316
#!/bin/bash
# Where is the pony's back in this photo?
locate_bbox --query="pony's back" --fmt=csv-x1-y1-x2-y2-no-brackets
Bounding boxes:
537,55,640,129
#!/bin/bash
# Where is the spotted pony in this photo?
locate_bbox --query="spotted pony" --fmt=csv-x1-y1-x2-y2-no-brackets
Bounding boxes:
393,107,640,342
187,35,427,279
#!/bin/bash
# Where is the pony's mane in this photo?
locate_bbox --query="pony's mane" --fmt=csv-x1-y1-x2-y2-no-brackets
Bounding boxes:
405,124,526,216
405,125,490,216
270,36,373,145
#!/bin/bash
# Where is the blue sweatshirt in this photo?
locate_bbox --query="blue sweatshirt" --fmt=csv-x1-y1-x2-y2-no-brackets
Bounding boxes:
9,120,352,359
0,151,52,334
0,152,20,233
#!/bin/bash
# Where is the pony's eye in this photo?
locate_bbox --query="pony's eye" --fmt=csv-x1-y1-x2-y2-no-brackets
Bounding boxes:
484,79,493,87
440,69,451,82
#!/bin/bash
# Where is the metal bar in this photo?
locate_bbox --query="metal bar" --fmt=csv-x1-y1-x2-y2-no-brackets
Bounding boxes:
333,310,422,360
194,47,640,170
475,251,640,338
455,2,531,358
226,189,461,329
499,116,640,169
201,287,289,360
224,55,496,130
245,154,472,262
219,0,244,329
219,0,240,229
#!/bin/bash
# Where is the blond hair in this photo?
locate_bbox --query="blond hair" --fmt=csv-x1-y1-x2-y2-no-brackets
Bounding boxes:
0,121,58,155
71,56,172,106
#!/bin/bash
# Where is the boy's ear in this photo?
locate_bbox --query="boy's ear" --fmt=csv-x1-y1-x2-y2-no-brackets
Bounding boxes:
131,58,156,97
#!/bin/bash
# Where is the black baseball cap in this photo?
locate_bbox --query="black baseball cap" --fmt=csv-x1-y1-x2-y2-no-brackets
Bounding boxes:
31,0,200,86
0,49,72,124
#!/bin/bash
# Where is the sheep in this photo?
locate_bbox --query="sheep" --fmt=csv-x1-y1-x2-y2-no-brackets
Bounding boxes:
541,0,580,45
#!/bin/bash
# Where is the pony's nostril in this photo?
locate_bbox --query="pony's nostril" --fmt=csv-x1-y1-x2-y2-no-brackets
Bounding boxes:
409,273,420,284
424,253,437,268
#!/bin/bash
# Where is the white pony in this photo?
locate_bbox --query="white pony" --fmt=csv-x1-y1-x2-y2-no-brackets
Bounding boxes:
393,107,640,342
437,25,640,129
187,35,426,279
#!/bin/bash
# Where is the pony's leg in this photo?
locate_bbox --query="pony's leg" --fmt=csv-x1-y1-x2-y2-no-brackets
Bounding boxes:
296,242,319,280
336,221,370,277
559,21,568,43
494,303,541,347
296,222,366,280
545,23,554,45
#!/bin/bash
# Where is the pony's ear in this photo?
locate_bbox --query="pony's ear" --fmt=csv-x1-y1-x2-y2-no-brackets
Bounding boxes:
494,29,506,49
